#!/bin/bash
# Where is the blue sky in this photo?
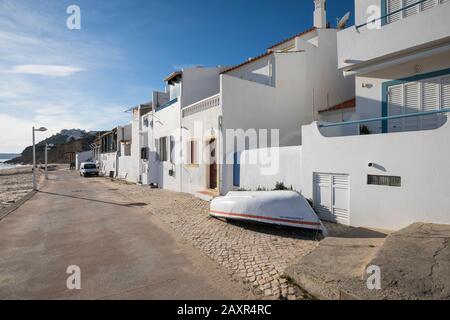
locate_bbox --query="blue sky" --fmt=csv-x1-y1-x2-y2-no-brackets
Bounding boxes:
0,0,353,153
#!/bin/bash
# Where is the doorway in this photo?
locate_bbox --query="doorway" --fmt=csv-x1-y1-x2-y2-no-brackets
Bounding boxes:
208,138,217,190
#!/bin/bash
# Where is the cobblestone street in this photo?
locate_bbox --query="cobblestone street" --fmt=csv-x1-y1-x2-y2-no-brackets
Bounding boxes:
99,179,321,299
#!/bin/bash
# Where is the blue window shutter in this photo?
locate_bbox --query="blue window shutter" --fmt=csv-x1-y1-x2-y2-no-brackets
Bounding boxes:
233,152,240,187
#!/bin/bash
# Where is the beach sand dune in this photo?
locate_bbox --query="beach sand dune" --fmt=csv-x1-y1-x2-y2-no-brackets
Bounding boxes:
0,166,42,211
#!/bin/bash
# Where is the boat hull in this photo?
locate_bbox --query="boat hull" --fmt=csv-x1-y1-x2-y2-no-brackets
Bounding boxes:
210,191,327,235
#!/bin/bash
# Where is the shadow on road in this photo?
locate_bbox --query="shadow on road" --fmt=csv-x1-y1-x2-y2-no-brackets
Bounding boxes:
38,191,147,208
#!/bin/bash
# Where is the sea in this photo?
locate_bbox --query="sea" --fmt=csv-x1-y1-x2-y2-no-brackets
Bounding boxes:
0,159,19,170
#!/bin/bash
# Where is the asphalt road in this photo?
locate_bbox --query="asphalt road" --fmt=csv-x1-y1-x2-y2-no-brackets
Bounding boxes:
0,168,252,300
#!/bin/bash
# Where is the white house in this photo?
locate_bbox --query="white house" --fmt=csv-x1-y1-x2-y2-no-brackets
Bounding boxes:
97,124,132,179
149,66,228,192
181,0,354,197
300,0,450,230
125,102,153,185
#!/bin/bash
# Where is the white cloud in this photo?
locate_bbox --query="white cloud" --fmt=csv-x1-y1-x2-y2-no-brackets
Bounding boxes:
0,1,130,153
4,64,85,77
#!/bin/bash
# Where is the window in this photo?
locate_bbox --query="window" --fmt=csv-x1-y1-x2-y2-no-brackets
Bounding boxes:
367,175,401,187
170,136,175,163
387,75,449,132
386,0,447,25
141,147,148,160
123,143,131,156
158,137,168,162
186,139,198,165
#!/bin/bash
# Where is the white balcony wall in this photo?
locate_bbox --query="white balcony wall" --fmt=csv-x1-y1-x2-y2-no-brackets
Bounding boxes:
301,120,450,230
226,55,274,86
338,1,450,69
354,50,450,133
180,67,227,107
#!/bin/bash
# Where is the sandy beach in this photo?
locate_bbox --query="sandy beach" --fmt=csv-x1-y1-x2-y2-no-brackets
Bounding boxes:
0,166,42,211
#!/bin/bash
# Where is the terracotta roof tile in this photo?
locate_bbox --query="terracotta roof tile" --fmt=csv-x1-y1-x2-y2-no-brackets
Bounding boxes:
267,27,317,50
221,52,273,74
318,98,356,114
222,27,317,75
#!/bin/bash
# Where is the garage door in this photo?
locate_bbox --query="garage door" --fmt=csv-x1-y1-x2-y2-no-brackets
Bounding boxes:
313,173,350,225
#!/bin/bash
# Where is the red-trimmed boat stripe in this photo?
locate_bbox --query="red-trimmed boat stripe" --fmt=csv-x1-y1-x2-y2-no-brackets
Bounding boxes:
210,210,321,226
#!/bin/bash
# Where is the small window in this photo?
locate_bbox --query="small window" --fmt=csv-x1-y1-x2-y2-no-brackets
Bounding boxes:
159,137,168,162
186,140,198,165
170,136,175,163
124,143,131,156
367,175,401,187
141,147,148,160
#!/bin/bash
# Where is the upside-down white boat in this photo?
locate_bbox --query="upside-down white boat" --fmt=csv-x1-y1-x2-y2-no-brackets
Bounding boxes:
210,191,327,236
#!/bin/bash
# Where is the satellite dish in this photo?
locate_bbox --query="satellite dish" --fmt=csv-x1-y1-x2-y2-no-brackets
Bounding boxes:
337,12,351,29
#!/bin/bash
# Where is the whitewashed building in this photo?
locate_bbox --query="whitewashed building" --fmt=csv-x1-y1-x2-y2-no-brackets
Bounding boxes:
148,66,228,192
97,124,132,179
301,0,450,230
181,0,354,197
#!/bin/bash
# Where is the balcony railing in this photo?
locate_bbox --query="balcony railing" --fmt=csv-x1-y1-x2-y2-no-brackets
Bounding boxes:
356,0,443,30
182,94,220,118
156,97,178,112
318,108,450,134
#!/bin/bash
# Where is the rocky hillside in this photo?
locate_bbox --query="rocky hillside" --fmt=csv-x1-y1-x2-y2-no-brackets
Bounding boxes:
6,129,99,165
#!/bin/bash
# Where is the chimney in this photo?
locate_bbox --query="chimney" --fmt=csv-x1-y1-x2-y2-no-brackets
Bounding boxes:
313,0,327,29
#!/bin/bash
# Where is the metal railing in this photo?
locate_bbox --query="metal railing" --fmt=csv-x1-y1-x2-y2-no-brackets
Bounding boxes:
356,0,431,29
156,97,178,112
318,108,450,128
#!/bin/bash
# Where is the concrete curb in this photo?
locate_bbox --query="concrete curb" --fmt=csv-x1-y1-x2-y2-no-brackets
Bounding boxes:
0,170,46,222
282,267,361,300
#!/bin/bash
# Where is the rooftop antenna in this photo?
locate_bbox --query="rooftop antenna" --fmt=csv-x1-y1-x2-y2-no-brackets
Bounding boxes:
337,12,351,30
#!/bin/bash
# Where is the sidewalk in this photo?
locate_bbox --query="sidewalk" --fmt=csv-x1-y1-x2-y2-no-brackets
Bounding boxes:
97,178,322,299
284,223,450,300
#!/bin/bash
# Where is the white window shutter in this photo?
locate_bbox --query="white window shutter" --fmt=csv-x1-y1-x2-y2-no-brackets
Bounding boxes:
388,84,404,132
442,76,450,109
403,0,420,17
422,0,438,10
388,0,402,23
441,76,450,125
404,82,420,130
422,79,440,129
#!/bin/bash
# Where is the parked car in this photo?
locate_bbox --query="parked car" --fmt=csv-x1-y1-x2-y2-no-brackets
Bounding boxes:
80,162,99,177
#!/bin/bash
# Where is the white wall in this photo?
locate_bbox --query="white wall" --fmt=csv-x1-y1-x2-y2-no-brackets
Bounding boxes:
181,67,227,107
118,155,133,181
220,29,354,194
153,101,182,192
75,150,93,170
301,120,450,230
181,98,221,194
100,152,117,177
355,50,450,134
338,1,450,69
226,55,274,86
239,146,302,192
130,109,141,184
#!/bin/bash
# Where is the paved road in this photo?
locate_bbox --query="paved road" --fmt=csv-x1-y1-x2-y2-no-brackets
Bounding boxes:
0,169,252,299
